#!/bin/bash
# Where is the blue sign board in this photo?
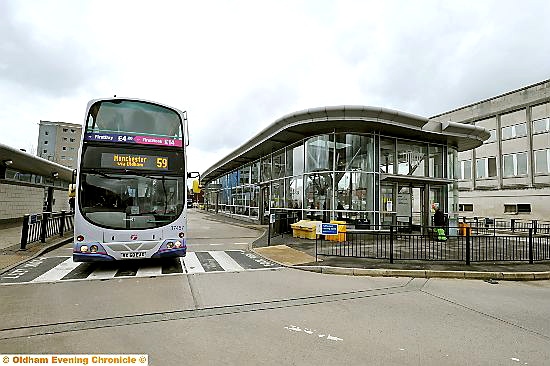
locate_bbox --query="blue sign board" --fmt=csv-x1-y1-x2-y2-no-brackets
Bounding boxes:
316,223,338,235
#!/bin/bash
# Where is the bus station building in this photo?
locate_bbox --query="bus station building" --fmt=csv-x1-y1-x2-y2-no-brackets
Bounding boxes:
200,106,489,230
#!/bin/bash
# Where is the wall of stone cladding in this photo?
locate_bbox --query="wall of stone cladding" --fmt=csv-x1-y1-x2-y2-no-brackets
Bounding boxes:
0,182,43,221
0,181,69,222
52,188,70,212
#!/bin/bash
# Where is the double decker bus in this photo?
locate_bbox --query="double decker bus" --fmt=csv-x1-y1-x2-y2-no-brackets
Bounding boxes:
73,97,194,261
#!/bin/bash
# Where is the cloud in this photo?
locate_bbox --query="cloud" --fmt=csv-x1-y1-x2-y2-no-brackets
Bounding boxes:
1,0,549,173
0,1,106,98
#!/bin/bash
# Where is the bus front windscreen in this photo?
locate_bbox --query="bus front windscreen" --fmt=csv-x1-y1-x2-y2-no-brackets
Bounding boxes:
80,172,184,230
86,99,183,140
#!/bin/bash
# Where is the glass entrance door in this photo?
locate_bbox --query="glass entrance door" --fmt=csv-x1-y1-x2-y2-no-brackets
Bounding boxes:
381,183,396,227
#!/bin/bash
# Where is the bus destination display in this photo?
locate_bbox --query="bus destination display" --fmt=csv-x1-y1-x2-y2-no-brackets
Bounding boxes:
100,153,169,171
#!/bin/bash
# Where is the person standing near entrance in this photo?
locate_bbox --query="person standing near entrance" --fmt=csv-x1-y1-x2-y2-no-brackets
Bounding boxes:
433,206,445,227
433,204,447,241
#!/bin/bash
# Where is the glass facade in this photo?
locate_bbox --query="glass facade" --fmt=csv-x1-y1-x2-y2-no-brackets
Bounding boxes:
205,132,452,227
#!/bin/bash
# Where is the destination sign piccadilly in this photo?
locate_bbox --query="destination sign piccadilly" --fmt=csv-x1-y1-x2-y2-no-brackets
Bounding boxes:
100,153,169,170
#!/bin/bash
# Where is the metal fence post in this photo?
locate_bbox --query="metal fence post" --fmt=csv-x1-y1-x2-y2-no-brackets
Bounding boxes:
267,221,271,247
389,225,394,264
511,218,516,232
532,220,538,235
40,212,49,243
315,236,318,263
529,228,533,264
466,228,470,265
59,210,66,237
20,214,30,250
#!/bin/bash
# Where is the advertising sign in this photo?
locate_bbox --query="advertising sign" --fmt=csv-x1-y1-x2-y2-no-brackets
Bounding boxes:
84,133,182,147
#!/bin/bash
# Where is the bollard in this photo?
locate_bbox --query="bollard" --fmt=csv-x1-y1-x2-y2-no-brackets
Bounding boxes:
59,210,66,237
528,228,533,264
40,212,50,243
465,228,470,265
389,225,394,264
20,214,30,250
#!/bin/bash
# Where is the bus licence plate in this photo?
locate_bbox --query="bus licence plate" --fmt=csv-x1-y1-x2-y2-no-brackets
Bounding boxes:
121,251,147,259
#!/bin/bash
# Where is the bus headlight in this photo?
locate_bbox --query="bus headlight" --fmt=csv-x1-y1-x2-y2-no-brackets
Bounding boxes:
80,245,89,253
77,235,84,242
178,232,184,238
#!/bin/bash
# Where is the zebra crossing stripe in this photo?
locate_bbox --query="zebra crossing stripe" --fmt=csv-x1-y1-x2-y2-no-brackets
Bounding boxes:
1,251,282,285
208,251,245,272
194,252,224,272
89,267,119,280
182,253,205,273
31,258,81,283
136,265,163,277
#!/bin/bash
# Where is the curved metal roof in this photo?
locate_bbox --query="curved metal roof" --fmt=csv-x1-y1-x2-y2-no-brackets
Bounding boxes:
201,105,490,184
0,142,74,182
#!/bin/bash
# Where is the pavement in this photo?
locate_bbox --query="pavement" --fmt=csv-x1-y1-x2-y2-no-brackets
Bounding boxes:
2,211,550,280
0,222,72,275
201,211,550,281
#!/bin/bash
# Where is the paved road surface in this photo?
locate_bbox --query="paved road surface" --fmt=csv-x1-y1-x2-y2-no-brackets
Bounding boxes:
1,210,549,365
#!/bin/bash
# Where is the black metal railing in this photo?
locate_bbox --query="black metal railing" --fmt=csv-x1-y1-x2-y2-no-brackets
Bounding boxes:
315,226,550,265
20,211,74,250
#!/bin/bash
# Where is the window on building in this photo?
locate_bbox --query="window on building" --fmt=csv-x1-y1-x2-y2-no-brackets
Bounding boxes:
251,161,260,184
476,157,497,179
501,123,527,140
61,156,66,160
459,160,471,180
70,138,75,142
71,129,75,133
534,149,550,174
286,143,304,177
459,204,473,212
505,204,531,214
44,140,48,145
484,130,497,144
62,146,67,151
517,204,531,213
45,131,49,136
63,128,68,132
272,151,285,179
63,137,68,141
532,118,550,134
43,149,47,153
503,152,528,177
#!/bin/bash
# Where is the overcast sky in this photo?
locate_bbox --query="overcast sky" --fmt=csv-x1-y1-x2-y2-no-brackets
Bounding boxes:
1,0,549,174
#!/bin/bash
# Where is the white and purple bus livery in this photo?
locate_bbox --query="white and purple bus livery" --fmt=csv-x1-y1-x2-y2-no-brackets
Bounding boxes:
73,98,192,262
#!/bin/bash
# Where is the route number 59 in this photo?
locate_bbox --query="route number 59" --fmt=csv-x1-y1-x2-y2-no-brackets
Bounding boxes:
156,158,168,169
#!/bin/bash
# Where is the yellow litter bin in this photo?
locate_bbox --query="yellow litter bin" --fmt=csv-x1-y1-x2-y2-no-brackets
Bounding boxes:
326,220,347,242
290,220,321,239
458,222,472,236
291,220,307,238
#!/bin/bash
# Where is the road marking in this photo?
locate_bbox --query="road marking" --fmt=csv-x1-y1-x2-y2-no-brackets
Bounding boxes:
31,258,81,283
0,251,281,285
136,265,163,277
181,253,206,273
208,251,245,272
89,267,119,280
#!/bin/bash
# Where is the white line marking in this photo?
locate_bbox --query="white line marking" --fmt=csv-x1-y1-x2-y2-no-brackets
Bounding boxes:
182,252,205,273
88,267,119,280
136,265,162,277
208,251,245,272
31,258,80,283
